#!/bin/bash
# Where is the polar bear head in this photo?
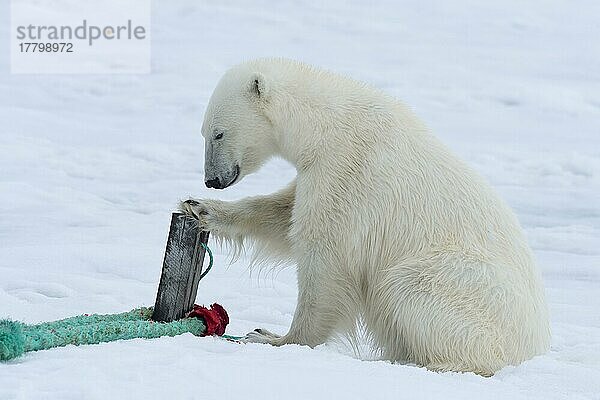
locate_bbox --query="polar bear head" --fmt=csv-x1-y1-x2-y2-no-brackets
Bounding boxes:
201,65,276,189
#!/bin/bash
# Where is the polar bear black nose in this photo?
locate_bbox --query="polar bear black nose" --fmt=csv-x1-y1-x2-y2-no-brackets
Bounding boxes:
205,177,222,189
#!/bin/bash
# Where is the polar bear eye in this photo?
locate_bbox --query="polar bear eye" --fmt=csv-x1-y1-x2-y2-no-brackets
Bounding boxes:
214,132,224,140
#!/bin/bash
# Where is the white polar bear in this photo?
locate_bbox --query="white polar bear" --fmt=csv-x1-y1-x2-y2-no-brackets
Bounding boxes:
180,58,551,376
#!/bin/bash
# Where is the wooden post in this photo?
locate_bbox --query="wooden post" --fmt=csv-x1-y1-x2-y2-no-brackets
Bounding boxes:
152,213,210,322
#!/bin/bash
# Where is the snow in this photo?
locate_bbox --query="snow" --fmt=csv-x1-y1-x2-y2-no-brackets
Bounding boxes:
1,1,599,399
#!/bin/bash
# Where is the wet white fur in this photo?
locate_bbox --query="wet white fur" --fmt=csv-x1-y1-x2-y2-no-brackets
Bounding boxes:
180,58,551,376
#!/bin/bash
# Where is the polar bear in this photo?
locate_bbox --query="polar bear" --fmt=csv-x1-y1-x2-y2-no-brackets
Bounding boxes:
180,58,551,376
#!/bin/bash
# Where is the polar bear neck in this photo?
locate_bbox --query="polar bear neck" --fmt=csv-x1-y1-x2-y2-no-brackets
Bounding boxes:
253,59,421,173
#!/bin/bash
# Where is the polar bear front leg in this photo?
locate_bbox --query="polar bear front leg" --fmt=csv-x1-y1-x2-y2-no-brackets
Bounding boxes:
244,253,346,348
178,181,295,254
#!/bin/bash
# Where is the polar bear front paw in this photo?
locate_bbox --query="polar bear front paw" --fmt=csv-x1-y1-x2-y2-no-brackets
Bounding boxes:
179,198,227,233
242,328,282,345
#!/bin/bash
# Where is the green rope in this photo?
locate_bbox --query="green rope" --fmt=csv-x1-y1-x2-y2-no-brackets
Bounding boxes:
0,307,206,361
199,242,213,280
221,334,245,341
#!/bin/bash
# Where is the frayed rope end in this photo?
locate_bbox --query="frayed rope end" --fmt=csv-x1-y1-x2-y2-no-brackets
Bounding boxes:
187,303,229,336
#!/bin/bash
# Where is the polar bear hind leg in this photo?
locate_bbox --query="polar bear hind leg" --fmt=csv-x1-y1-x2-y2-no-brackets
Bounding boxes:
362,256,536,376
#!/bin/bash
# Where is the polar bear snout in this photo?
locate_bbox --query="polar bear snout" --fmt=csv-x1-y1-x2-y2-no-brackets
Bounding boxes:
205,177,222,189
205,164,240,189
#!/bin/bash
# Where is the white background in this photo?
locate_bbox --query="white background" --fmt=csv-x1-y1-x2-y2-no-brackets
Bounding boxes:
1,1,599,399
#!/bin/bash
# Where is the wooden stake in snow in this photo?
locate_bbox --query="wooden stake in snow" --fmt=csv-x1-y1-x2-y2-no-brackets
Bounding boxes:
152,213,210,322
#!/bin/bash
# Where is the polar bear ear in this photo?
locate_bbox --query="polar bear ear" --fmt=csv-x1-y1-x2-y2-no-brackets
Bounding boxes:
249,72,269,100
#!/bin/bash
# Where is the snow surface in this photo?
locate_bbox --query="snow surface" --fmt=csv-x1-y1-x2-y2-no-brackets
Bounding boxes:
1,1,599,399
